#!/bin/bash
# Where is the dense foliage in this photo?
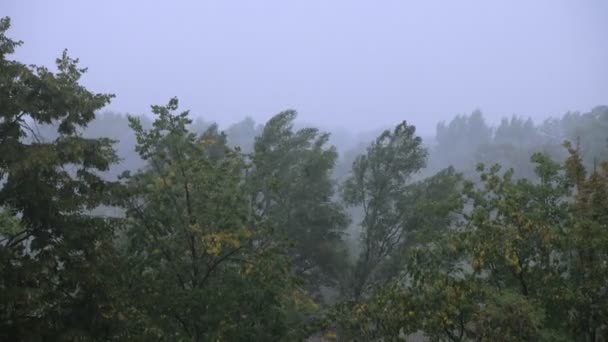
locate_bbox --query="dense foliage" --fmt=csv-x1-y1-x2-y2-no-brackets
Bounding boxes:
1,17,606,341
334,147,608,341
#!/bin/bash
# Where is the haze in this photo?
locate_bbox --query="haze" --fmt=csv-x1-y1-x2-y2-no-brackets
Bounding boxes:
3,0,607,135
3,2,608,340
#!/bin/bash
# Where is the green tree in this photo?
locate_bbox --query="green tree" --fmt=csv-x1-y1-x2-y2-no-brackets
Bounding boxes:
333,166,464,341
247,111,350,296
118,99,306,341
0,17,124,340
342,121,427,300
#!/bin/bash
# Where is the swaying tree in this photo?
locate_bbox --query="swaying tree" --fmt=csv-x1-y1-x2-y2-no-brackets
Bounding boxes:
247,110,350,296
118,99,308,341
0,16,125,340
342,121,427,300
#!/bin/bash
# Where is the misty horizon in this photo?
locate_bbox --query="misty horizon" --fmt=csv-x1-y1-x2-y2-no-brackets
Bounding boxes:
4,0,607,136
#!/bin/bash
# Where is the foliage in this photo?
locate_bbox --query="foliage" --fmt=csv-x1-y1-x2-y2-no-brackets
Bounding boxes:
118,99,307,341
248,110,350,294
342,120,427,299
335,146,608,341
0,16,123,340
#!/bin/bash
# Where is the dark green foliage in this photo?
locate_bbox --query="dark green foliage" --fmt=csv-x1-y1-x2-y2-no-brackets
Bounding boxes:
0,16,123,340
118,99,306,341
248,110,350,294
335,148,608,341
342,121,427,299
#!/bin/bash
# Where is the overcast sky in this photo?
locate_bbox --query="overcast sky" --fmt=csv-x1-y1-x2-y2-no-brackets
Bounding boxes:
3,0,607,135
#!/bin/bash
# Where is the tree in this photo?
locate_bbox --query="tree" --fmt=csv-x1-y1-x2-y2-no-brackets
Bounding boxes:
0,17,124,340
375,166,464,282
333,167,464,341
118,99,306,341
561,141,608,341
247,110,350,296
342,120,427,300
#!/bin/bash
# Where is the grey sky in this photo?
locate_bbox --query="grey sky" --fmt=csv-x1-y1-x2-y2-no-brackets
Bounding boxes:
3,0,607,135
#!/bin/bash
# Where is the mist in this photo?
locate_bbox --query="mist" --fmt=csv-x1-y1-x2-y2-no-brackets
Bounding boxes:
4,0,607,136
2,1,607,341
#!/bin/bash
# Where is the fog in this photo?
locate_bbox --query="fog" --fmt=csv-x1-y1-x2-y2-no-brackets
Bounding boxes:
2,2,608,340
4,0,607,136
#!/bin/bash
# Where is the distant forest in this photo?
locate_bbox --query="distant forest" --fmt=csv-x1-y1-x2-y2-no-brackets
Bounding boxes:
1,16,607,341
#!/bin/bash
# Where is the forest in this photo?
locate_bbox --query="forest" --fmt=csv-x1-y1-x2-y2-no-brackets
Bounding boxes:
1,16,608,341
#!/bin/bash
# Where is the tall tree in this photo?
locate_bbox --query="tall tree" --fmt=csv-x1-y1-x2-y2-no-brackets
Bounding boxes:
342,120,427,299
119,99,305,341
0,17,123,340
247,110,350,295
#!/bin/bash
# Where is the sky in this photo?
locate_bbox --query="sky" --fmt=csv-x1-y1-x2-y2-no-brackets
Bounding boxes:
3,0,607,136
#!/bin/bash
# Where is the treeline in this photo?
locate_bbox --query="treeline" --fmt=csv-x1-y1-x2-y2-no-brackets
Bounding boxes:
428,108,608,179
1,17,607,341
